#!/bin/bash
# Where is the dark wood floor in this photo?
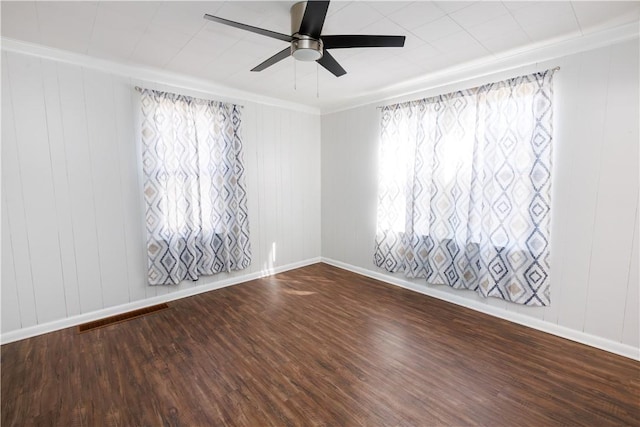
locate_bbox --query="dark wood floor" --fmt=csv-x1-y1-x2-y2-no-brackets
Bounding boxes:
2,263,639,426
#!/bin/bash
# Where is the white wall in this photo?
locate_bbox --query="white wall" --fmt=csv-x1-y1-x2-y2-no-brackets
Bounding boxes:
2,36,638,358
321,39,639,355
1,50,321,337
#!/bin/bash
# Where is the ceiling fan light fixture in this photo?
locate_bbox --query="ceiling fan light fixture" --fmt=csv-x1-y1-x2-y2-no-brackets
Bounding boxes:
204,0,405,76
291,37,323,61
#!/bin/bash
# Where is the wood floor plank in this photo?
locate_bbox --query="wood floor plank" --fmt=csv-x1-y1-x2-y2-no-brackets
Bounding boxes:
2,263,639,426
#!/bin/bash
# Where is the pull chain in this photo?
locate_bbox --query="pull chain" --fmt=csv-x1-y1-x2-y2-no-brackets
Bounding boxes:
294,60,297,90
316,63,319,98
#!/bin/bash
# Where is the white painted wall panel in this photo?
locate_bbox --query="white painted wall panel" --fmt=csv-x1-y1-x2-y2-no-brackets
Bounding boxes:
279,112,292,266
56,62,105,314
1,51,321,335
41,60,82,318
2,53,38,328
83,69,131,308
554,47,611,331
583,41,639,339
113,76,147,304
622,207,639,347
258,106,278,272
288,112,302,261
1,192,21,332
5,54,67,324
321,39,640,349
304,113,321,261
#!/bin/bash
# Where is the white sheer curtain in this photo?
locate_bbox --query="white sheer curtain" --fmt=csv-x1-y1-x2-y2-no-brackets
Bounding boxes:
140,88,251,285
374,70,554,306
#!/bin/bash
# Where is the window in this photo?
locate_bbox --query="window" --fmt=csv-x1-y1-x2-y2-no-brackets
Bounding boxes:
374,70,555,306
140,88,251,285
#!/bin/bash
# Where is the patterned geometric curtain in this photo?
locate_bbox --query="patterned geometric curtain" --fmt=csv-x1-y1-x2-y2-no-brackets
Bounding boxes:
374,70,554,306
140,88,251,285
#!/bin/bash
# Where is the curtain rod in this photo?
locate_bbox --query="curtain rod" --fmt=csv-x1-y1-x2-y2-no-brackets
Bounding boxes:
375,66,561,109
134,86,244,108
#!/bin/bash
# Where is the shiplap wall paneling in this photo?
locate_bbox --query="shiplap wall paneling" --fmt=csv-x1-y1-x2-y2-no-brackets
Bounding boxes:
319,113,331,260
114,77,147,304
294,109,321,263
251,103,268,273
337,110,358,266
299,109,320,261
5,52,68,324
83,68,132,308
269,105,283,268
582,41,640,339
280,110,293,266
321,113,347,263
246,104,321,271
553,48,610,331
622,208,639,347
288,111,303,262
1,191,21,332
41,60,82,318
257,104,276,272
353,107,380,270
265,106,283,268
2,52,37,330
56,62,105,314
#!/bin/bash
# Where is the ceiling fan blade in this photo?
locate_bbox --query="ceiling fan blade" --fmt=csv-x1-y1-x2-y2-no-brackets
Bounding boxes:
251,47,292,72
316,50,346,77
298,1,330,38
322,35,406,49
204,14,293,42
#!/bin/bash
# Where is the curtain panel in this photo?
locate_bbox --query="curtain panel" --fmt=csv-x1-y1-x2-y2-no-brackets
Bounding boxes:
140,89,251,285
374,70,554,306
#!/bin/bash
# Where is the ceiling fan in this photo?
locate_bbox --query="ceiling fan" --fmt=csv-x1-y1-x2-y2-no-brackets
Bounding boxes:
203,1,406,77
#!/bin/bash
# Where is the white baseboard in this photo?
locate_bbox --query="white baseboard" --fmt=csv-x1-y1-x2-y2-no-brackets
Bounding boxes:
321,257,640,361
5,255,638,361
0,257,321,345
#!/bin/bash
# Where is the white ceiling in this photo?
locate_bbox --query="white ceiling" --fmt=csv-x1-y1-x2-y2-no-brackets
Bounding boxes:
2,1,639,110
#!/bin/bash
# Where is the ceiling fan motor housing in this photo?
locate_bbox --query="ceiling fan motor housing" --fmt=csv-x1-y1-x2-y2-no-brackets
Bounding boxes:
291,37,323,61
290,2,324,61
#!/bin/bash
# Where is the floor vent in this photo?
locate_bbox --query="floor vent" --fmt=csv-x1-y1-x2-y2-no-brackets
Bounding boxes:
77,303,170,333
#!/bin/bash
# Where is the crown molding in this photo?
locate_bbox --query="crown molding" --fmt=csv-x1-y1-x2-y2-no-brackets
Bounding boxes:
0,37,321,115
321,21,640,115
1,20,637,116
